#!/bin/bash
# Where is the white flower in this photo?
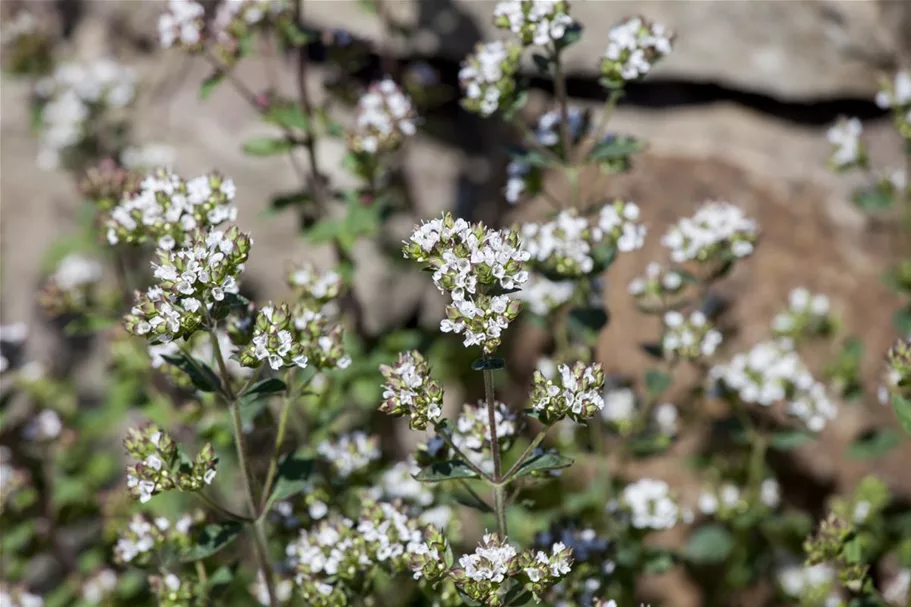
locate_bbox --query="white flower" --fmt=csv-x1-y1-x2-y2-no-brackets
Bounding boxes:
601,16,673,85
24,410,63,441
459,533,518,583
493,0,575,47
875,71,911,109
52,254,103,291
316,432,380,478
459,40,521,117
827,116,864,168
760,478,781,508
661,201,758,264
601,387,636,424
351,78,417,154
517,274,575,316
621,478,679,530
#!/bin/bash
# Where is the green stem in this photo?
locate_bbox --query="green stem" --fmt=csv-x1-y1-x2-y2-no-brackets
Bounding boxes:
502,427,550,482
551,45,573,164
259,372,296,513
481,358,508,539
209,331,278,607
585,88,624,157
747,427,769,501
436,426,492,482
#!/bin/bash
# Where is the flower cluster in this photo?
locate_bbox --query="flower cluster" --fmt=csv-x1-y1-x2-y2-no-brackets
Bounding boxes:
378,350,444,430
408,526,451,582
81,569,118,604
287,263,343,310
711,339,838,432
125,227,249,343
600,385,637,430
661,201,758,264
33,59,136,170
493,0,574,47
826,116,865,170
123,425,217,503
23,409,63,442
771,288,834,338
0,584,43,607
661,310,723,361
349,78,417,155
375,459,435,509
697,483,746,518
875,70,911,138
451,533,573,604
520,203,645,278
157,0,206,51
454,400,518,454
531,361,605,423
105,168,238,250
627,262,685,306
114,512,195,564
404,213,529,352
459,40,523,117
210,0,292,48
287,500,424,604
150,572,195,607
621,478,680,530
39,254,103,315
517,273,575,316
316,432,381,478
505,107,587,203
600,16,673,87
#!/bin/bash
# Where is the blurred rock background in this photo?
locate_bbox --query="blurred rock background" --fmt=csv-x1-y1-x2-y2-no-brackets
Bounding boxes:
2,3,911,595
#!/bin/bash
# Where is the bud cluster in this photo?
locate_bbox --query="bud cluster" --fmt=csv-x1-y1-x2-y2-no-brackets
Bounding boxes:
600,16,673,87
710,339,838,432
378,350,444,430
661,310,723,361
771,287,834,338
661,201,758,264
517,273,575,316
621,478,680,530
454,400,519,454
39,253,104,315
804,513,871,594
316,431,381,478
349,78,417,155
826,117,865,170
404,213,530,352
125,227,249,343
885,338,911,399
493,0,574,47
459,40,523,117
520,204,645,278
105,168,238,250
531,361,605,423
150,572,195,607
124,425,217,503
79,159,143,211
409,526,451,581
517,541,574,599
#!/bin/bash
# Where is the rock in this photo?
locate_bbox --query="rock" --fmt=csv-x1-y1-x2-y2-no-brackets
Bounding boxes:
303,0,911,100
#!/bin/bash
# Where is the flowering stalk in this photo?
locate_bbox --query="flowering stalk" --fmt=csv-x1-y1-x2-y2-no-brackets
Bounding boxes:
207,329,279,607
482,357,509,539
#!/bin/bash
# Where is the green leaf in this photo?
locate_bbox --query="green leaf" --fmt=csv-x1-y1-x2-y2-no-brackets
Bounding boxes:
645,369,672,399
643,549,675,574
567,306,609,335
242,137,294,157
555,23,583,50
847,428,901,460
265,104,310,132
161,354,222,393
531,53,550,74
509,146,559,169
206,565,234,594
514,452,573,477
853,186,894,212
842,536,865,564
769,429,815,451
502,583,534,606
471,357,506,371
179,522,244,562
586,135,644,163
267,191,313,215
200,72,224,100
242,378,287,398
684,524,734,564
415,460,480,482
454,488,493,513
891,393,911,436
266,452,316,508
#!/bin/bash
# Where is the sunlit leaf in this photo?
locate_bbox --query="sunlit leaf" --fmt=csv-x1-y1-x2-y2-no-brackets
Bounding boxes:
179,522,244,562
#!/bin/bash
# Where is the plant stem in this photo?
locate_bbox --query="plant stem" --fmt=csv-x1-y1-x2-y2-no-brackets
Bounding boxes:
551,45,573,164
583,88,624,159
259,372,296,512
209,331,278,607
747,425,769,501
481,357,508,539
436,426,492,481
502,427,550,481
